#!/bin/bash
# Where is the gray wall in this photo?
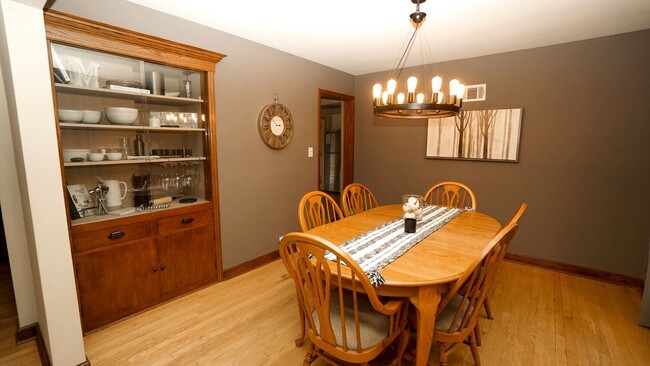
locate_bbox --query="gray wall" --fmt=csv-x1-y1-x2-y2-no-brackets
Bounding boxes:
354,30,650,278
47,1,650,279
50,0,354,268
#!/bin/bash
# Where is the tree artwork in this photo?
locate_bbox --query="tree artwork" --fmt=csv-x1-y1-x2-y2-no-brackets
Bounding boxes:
478,109,497,159
453,111,473,158
426,108,522,162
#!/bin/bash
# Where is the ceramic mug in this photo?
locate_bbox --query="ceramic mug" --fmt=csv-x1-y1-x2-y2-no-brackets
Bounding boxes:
148,116,161,127
104,179,128,210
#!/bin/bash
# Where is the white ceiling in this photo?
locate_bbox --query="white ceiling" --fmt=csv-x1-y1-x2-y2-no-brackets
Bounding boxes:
127,0,650,76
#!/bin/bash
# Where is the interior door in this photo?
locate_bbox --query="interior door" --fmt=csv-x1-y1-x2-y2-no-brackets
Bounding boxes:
318,89,355,201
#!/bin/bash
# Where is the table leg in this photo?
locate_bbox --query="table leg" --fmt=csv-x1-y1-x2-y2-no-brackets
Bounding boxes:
410,285,441,366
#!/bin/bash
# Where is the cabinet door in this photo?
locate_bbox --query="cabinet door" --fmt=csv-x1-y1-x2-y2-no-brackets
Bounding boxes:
74,239,160,332
157,222,216,298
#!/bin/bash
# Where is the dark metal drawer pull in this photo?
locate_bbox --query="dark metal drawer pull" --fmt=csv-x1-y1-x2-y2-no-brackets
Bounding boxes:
181,217,194,224
107,231,125,240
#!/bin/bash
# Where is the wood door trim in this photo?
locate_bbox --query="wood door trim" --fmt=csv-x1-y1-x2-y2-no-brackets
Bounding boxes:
318,89,355,190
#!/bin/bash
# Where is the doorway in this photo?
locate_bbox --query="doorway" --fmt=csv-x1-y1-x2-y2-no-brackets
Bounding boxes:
318,89,355,204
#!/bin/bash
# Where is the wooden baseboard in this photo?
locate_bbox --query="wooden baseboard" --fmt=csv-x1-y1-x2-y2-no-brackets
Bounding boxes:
15,323,38,344
34,324,51,366
505,253,645,290
223,251,280,280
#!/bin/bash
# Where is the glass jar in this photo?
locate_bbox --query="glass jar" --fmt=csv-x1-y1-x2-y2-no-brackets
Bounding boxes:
119,137,130,159
402,194,424,221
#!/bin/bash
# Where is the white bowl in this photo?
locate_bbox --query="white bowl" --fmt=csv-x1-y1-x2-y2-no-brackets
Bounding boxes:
87,153,105,162
62,149,91,162
106,152,123,161
165,92,180,97
81,110,102,124
106,107,138,125
58,109,83,123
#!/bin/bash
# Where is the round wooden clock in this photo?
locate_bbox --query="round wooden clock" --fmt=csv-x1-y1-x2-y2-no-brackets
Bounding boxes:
258,98,294,149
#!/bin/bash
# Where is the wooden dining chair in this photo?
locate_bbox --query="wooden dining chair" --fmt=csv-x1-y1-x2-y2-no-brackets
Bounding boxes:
280,233,410,366
295,191,344,346
411,222,519,366
423,181,477,210
482,202,528,321
298,191,344,232
506,202,528,228
341,183,379,217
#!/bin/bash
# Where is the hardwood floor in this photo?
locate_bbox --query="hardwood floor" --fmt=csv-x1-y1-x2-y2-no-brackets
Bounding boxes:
1,259,649,365
0,262,40,366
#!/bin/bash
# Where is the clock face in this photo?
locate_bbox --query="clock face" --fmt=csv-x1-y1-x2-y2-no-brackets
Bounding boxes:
270,116,285,136
258,103,294,149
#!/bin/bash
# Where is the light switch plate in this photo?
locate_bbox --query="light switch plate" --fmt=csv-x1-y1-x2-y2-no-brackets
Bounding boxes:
308,147,314,157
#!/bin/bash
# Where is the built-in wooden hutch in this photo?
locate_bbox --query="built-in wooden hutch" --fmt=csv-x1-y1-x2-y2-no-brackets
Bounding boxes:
44,10,225,332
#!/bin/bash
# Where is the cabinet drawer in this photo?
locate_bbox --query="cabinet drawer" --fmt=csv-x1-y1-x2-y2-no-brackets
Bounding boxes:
158,209,213,234
73,222,154,253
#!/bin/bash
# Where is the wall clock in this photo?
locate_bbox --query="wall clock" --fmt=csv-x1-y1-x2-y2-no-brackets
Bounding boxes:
258,96,294,149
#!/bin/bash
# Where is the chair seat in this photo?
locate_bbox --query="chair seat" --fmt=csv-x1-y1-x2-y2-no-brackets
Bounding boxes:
435,294,471,332
314,291,390,350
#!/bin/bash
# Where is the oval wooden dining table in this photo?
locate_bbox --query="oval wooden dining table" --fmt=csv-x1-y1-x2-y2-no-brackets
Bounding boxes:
306,204,501,366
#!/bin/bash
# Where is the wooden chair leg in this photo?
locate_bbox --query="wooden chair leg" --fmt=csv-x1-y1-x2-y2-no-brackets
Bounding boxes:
303,343,317,366
474,320,482,347
483,296,494,320
294,295,306,346
437,341,448,366
393,328,410,366
467,334,482,366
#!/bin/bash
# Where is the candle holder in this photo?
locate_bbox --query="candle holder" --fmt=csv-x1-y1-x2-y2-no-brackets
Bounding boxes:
404,218,416,233
402,194,424,221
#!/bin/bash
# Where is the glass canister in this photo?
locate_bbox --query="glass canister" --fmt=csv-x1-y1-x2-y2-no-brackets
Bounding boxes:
402,194,424,221
119,137,130,159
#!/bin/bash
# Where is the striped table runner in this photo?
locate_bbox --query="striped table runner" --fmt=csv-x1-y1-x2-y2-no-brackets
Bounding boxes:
327,205,463,286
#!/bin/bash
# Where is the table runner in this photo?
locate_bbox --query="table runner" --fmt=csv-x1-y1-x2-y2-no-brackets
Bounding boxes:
327,205,463,286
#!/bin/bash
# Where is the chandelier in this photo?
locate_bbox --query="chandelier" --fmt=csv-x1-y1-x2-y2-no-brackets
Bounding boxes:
373,0,464,119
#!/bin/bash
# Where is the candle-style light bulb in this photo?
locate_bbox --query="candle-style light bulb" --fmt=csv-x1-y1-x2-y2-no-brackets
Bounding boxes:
449,79,459,95
449,79,460,104
381,91,388,105
406,76,417,103
416,93,425,103
387,79,397,95
431,76,442,92
437,92,444,103
407,77,417,93
397,93,405,104
456,83,465,99
373,83,382,99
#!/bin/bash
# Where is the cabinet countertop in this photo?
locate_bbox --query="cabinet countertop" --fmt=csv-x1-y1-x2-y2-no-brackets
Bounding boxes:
70,199,212,228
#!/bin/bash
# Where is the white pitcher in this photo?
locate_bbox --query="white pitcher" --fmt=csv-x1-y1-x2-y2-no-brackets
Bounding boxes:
104,179,127,210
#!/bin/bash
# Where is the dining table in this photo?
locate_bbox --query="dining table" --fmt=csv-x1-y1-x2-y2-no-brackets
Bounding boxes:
307,204,501,366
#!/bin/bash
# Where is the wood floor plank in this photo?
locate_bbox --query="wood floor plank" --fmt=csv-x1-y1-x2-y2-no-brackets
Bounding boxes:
552,271,569,366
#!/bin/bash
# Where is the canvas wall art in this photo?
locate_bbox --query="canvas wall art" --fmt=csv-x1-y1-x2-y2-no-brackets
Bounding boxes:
426,108,523,162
